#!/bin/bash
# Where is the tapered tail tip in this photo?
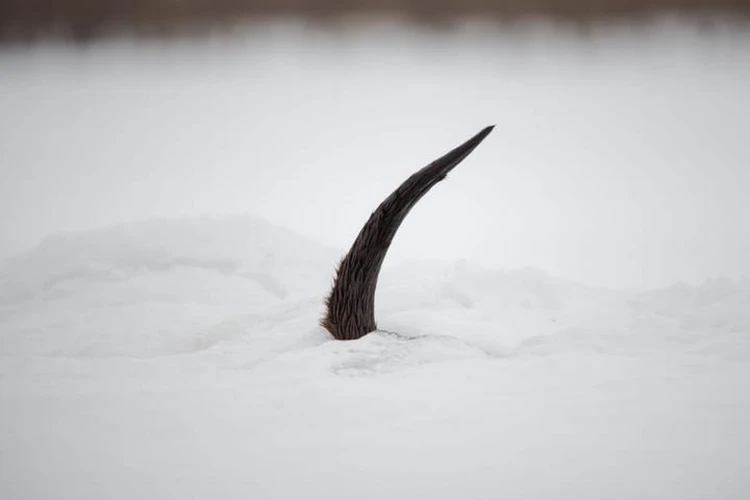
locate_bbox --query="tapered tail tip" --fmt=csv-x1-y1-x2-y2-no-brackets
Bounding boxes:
439,125,495,155
465,125,495,149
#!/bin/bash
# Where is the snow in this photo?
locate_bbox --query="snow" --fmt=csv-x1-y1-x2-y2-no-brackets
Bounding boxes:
1,214,749,500
2,18,750,289
0,216,338,358
2,17,750,500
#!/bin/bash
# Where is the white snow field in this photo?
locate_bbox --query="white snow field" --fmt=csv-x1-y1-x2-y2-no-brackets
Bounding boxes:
1,215,749,500
2,16,750,500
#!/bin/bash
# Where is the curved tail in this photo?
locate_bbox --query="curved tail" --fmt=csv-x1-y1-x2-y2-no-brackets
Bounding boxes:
321,126,494,340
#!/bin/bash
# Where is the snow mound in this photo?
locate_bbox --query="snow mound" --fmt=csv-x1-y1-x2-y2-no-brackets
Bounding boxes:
2,215,748,364
0,214,337,304
1,216,749,500
0,215,339,357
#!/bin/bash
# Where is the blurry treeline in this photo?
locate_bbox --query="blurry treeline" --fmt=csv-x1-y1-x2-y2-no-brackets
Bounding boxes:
2,0,748,42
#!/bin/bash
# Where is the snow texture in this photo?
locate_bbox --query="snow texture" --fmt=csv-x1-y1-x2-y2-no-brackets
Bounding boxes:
2,16,750,500
1,214,749,500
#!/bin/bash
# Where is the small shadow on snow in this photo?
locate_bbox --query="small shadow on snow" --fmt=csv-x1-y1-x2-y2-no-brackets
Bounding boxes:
321,331,491,377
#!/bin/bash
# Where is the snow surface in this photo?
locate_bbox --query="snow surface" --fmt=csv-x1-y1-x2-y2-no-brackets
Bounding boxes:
1,214,749,499
2,16,750,500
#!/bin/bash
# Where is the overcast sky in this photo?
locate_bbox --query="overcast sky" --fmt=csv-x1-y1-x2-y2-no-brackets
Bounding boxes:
1,18,749,289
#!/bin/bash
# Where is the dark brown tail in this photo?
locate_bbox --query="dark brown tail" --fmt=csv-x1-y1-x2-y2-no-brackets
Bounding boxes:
321,126,494,340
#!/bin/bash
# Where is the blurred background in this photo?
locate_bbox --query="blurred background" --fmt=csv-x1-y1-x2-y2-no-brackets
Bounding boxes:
1,0,749,42
1,1,749,290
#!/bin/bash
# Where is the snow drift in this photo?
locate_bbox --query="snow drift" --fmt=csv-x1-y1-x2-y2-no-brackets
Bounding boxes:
0,215,338,357
1,215,749,500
